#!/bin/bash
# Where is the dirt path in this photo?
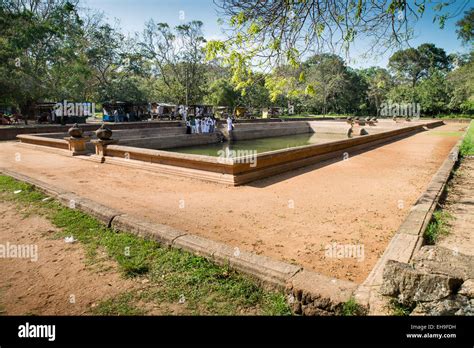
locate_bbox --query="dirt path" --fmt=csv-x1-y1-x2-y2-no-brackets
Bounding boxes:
0,201,137,315
440,157,474,256
0,124,465,283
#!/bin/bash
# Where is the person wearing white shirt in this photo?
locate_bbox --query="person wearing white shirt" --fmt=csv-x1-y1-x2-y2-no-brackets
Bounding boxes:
182,108,187,123
195,118,201,134
213,117,217,132
226,116,233,131
207,117,213,133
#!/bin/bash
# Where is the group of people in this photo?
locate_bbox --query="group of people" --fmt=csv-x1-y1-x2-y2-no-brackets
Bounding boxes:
185,116,217,134
103,106,149,123
0,111,25,125
183,115,234,135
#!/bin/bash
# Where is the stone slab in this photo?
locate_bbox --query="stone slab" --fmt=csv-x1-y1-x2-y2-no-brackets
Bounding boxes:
172,234,224,259
111,214,186,246
57,193,121,226
212,244,302,287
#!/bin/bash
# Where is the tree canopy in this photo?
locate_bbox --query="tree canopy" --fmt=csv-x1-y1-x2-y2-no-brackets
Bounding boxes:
456,8,474,44
0,0,472,117
207,0,470,94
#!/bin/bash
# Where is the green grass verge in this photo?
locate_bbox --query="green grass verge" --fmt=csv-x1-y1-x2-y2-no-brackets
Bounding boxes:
0,175,291,316
341,297,366,316
389,299,414,316
427,131,464,137
460,121,474,157
430,114,474,119
92,292,146,316
423,210,452,245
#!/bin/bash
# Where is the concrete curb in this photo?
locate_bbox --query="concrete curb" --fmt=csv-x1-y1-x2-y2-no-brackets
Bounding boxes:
111,214,186,246
209,242,303,287
58,193,122,227
0,167,357,312
0,168,121,227
354,124,468,313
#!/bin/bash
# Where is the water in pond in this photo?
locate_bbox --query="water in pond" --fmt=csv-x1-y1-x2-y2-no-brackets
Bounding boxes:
167,132,349,157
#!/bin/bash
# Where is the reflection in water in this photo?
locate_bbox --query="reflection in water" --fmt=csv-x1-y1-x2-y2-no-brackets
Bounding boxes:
166,132,349,157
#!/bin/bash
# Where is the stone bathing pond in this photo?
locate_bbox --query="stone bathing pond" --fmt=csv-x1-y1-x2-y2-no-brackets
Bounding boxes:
16,119,444,185
168,133,350,157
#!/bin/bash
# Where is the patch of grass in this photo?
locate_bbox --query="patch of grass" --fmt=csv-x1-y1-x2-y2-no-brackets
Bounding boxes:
142,251,290,315
262,292,292,316
341,297,366,316
0,176,47,204
430,114,474,119
427,131,464,137
423,210,452,245
460,121,474,157
92,292,145,316
51,208,157,276
389,299,414,316
0,175,291,315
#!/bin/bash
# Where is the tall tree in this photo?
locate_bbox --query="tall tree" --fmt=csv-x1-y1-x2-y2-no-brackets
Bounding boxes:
359,67,393,115
204,78,240,108
417,70,451,114
388,43,451,86
85,23,144,101
447,53,474,113
139,20,208,104
303,54,350,114
0,0,86,114
456,8,474,45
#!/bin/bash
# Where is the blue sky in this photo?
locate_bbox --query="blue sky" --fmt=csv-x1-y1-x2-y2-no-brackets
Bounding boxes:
83,0,472,69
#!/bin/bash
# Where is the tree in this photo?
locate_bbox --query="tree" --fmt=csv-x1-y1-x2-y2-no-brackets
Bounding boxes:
359,67,393,115
447,54,474,114
85,23,145,102
139,20,208,104
456,8,474,45
303,54,351,114
204,78,240,107
208,0,463,95
265,54,368,114
388,43,451,86
340,68,369,114
240,75,271,108
0,0,86,114
417,43,452,73
417,70,450,114
386,84,419,105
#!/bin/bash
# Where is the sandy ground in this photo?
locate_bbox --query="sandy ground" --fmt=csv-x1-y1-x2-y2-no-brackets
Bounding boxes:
0,124,465,283
0,202,137,315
